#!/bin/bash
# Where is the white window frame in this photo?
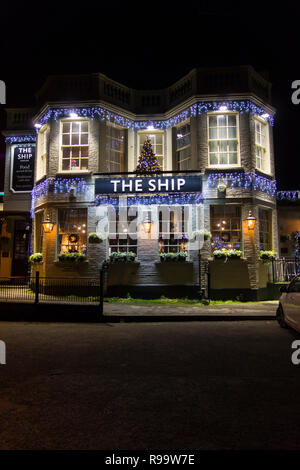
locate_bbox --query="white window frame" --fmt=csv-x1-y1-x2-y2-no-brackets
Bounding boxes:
36,124,48,182
108,206,138,255
59,119,89,173
137,131,164,170
207,112,240,168
176,120,191,170
105,122,126,172
254,116,270,174
158,205,189,255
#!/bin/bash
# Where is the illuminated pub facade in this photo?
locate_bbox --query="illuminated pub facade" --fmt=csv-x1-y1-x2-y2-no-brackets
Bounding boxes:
1,66,279,299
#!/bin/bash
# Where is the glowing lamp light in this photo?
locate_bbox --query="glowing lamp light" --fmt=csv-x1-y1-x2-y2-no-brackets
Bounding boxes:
34,123,42,129
42,216,54,233
246,211,256,231
147,125,154,130
219,105,228,111
143,214,152,233
69,112,78,118
261,113,270,120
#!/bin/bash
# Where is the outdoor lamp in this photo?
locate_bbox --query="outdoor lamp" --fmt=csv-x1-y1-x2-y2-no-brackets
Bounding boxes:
42,215,54,233
143,214,152,233
246,211,256,230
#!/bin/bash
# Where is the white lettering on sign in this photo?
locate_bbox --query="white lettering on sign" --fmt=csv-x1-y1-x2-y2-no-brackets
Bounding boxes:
109,178,187,193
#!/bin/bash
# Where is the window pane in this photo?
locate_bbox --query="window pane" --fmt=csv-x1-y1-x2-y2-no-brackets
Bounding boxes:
72,122,80,133
209,128,217,139
209,116,217,127
62,123,70,133
71,134,79,145
62,159,70,170
81,134,88,145
81,122,88,133
62,134,70,145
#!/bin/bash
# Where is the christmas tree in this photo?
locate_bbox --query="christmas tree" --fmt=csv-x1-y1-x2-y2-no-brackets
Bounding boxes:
136,138,161,175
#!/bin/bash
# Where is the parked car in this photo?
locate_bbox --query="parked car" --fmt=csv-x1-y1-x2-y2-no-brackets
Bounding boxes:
277,275,300,332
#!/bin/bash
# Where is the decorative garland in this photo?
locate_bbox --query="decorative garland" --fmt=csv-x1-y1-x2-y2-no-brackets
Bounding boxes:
31,177,87,217
35,100,274,129
206,172,277,197
277,191,300,201
5,135,36,144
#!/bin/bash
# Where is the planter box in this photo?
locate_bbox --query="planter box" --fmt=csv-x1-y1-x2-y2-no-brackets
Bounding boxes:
209,258,251,289
155,261,194,284
107,261,140,285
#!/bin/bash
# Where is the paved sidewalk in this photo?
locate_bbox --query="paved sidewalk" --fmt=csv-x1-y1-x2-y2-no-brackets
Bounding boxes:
103,300,278,320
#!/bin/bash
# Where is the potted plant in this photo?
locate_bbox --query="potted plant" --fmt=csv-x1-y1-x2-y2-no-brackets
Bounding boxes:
109,251,137,263
88,232,104,244
213,249,227,260
259,250,277,263
213,249,242,261
29,253,43,264
192,230,212,241
225,249,242,259
58,252,86,263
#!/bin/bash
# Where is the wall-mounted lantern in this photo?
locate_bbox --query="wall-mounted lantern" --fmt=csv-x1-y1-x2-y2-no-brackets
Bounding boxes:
143,214,152,233
246,211,256,231
42,215,54,233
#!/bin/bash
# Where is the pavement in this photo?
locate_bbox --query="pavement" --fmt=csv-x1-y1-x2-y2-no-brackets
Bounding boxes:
103,300,278,319
1,320,300,450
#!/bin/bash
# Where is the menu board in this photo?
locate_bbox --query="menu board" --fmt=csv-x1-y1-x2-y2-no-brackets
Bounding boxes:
11,145,35,192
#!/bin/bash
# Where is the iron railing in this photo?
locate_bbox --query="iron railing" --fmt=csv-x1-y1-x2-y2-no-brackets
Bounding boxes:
0,261,109,314
268,258,300,283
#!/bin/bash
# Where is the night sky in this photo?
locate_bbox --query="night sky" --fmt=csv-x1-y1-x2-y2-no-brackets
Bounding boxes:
0,2,299,191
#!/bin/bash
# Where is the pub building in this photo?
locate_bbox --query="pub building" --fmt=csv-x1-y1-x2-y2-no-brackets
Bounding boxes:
1,66,280,299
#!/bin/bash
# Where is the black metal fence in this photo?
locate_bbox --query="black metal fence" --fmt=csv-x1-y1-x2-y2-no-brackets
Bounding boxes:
268,258,300,283
0,264,108,315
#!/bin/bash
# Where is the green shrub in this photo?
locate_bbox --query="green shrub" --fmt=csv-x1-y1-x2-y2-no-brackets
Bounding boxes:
192,230,212,241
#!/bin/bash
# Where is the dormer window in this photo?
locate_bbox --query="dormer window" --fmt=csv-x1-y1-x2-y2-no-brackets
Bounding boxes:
208,113,239,167
61,120,89,171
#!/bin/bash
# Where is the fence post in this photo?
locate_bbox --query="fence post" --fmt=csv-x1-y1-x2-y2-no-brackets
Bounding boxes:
35,271,39,304
99,260,108,317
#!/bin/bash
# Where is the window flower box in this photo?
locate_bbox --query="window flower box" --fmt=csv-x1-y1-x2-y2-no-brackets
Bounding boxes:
29,253,43,264
88,233,104,244
213,249,242,261
259,250,277,263
109,251,137,263
192,230,212,241
159,252,188,262
57,253,86,263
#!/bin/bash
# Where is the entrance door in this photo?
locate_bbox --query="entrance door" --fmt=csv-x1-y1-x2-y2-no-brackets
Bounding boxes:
11,220,30,276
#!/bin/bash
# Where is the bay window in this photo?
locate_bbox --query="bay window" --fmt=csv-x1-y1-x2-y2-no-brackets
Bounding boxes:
208,113,239,166
36,125,48,181
176,121,191,170
106,124,126,172
61,120,89,171
259,208,272,250
159,206,188,254
255,118,269,173
58,209,87,254
108,206,138,254
210,205,241,250
138,131,164,169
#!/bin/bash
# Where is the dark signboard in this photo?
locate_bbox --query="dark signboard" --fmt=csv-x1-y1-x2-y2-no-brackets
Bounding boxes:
95,175,202,195
11,145,35,192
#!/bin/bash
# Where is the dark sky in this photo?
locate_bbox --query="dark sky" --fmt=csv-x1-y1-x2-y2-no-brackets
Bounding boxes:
0,1,299,190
